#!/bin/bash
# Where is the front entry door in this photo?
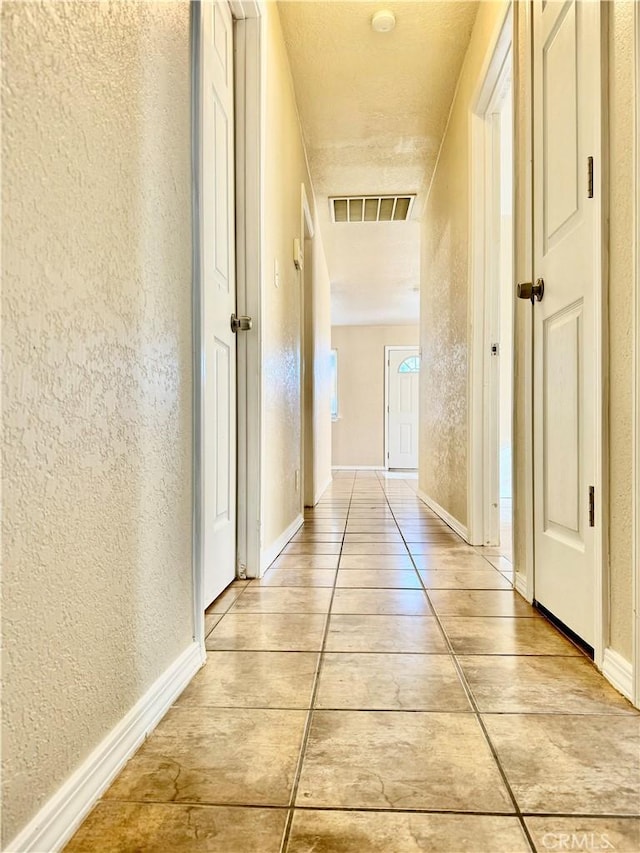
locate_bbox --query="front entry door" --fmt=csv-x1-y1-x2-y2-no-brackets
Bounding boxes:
201,0,237,607
531,0,602,646
387,348,420,469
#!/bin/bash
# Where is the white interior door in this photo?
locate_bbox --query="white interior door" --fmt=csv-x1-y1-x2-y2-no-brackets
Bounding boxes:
201,0,236,607
387,348,420,469
532,0,601,646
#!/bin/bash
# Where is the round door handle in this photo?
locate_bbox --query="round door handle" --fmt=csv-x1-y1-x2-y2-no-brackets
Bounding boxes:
516,278,544,303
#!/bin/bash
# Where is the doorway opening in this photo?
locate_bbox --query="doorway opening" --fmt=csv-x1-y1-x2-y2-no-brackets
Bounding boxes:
469,8,514,563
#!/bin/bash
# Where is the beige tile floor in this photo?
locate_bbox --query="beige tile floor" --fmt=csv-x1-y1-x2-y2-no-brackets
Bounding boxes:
66,471,640,853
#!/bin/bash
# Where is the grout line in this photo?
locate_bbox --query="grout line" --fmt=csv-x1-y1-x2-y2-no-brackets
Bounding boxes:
279,474,356,852
378,482,537,853
100,797,640,819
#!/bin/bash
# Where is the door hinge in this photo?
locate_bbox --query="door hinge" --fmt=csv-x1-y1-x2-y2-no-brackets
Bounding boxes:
588,485,595,527
587,156,594,199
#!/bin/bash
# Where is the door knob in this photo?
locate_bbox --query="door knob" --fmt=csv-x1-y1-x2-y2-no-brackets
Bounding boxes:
516,278,545,303
230,314,252,333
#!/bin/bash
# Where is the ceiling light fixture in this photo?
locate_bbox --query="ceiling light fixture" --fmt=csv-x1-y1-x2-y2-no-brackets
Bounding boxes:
371,10,396,33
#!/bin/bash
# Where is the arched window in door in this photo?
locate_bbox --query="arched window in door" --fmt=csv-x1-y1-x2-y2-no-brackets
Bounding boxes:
398,356,420,373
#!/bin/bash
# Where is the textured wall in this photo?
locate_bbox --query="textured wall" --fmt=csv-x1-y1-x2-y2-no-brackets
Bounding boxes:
419,2,504,527
1,1,194,843
332,325,419,468
262,3,329,544
607,0,634,661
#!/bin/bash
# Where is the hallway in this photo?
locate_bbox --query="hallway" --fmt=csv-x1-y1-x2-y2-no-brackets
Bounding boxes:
66,472,639,852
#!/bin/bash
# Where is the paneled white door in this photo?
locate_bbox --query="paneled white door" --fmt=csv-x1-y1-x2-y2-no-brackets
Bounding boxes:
201,0,236,607
532,0,601,646
387,348,420,469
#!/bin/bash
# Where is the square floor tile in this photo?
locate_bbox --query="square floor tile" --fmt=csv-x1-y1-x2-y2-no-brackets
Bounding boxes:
315,653,470,711
282,542,342,555
296,711,514,811
105,707,307,806
339,554,414,570
428,589,539,618
440,616,582,655
408,542,478,555
64,802,287,853
336,570,422,589
229,587,332,613
484,714,640,814
460,655,637,715
525,818,640,853
177,651,319,709
291,533,343,543
341,543,409,555
412,554,494,572
331,588,431,615
205,612,222,637
344,534,404,543
206,582,250,614
287,811,531,853
420,570,513,590
252,570,336,587
325,615,447,653
205,613,326,651
270,555,340,570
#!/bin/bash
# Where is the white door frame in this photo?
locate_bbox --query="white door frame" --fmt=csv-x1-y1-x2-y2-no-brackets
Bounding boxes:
384,345,419,471
300,183,315,510
468,3,513,549
192,0,265,653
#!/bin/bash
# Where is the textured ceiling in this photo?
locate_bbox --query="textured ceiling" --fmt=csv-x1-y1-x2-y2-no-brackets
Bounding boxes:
278,0,478,325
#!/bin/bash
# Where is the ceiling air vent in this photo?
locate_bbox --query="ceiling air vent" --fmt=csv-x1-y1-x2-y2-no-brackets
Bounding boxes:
330,195,416,223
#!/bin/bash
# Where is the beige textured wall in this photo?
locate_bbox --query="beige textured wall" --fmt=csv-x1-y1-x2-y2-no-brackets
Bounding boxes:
332,325,419,468
607,0,634,661
263,4,331,541
419,1,505,526
1,2,194,844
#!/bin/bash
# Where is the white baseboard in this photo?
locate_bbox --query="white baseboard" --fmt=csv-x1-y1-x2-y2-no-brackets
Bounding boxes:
602,647,634,702
416,488,469,542
332,465,384,471
6,642,204,853
313,473,333,505
260,513,303,573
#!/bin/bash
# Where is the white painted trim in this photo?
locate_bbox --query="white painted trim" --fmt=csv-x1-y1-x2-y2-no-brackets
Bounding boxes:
190,0,206,649
260,514,304,573
593,1,609,669
633,0,640,710
300,183,315,511
513,0,535,605
468,2,513,549
384,346,419,472
313,473,333,506
234,5,264,579
332,466,385,471
602,648,634,702
6,643,204,853
417,488,469,543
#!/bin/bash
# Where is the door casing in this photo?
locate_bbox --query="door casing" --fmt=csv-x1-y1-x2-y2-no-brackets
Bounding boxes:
192,0,265,654
384,345,420,471
468,3,514,550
